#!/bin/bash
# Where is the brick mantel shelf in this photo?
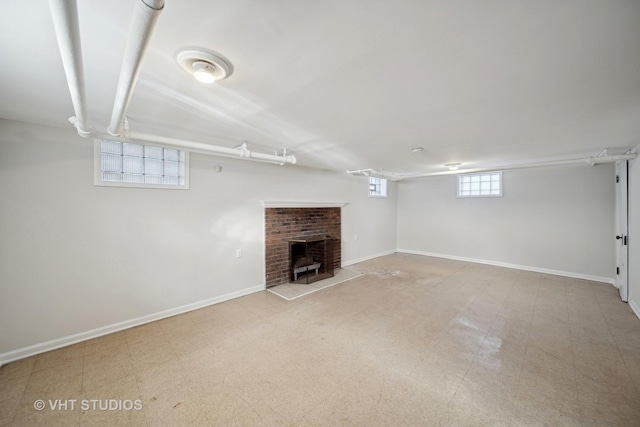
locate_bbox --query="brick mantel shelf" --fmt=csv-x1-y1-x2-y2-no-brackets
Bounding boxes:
262,201,348,208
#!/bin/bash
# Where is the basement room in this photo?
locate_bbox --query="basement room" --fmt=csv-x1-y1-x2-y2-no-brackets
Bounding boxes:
1,0,639,425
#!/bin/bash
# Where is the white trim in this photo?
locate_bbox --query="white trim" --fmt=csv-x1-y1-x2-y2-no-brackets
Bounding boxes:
342,249,397,267
262,201,347,208
0,284,264,366
629,299,640,321
397,249,614,284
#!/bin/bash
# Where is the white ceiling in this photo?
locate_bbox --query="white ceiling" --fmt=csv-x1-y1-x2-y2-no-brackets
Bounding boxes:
1,0,639,174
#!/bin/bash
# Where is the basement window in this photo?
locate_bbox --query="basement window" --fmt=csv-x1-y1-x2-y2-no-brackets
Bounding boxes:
458,171,502,197
95,140,189,189
369,177,387,198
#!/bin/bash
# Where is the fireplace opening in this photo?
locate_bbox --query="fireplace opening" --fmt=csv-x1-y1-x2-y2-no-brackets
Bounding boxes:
289,235,335,284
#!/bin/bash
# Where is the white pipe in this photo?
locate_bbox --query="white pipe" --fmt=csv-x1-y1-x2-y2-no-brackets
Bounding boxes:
399,154,638,180
346,168,402,181
97,131,297,165
346,168,374,176
107,0,164,136
48,0,93,137
249,151,297,165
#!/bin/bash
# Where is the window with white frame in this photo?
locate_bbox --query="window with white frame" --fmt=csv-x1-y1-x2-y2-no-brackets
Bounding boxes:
458,171,502,197
96,140,189,189
369,177,387,197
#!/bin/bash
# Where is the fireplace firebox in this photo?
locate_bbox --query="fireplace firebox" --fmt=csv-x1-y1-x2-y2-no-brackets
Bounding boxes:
289,235,334,284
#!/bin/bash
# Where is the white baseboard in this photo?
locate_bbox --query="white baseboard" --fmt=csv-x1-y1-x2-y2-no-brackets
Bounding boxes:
0,284,265,367
0,248,620,367
342,249,397,267
397,249,615,285
630,299,640,321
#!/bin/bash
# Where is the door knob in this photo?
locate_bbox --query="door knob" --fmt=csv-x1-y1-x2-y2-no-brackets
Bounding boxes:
616,235,623,240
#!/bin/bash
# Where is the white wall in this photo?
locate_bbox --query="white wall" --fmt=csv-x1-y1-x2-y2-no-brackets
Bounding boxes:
628,156,640,317
0,120,397,361
397,165,615,280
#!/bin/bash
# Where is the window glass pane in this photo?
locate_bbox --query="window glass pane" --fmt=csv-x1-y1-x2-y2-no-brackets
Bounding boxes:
101,153,122,172
145,175,163,184
458,172,501,197
102,171,122,182
163,161,179,177
123,173,144,183
144,146,164,159
101,140,122,154
123,156,144,174
164,148,179,161
123,142,143,157
144,158,163,175
368,177,387,197
98,140,187,188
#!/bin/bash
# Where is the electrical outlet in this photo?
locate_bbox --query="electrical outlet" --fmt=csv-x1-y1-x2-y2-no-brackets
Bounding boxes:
354,234,358,241
236,249,242,258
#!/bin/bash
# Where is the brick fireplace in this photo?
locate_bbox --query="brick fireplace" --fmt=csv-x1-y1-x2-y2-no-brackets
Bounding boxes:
264,206,341,287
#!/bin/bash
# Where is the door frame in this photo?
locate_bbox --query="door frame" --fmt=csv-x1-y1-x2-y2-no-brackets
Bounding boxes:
615,161,629,302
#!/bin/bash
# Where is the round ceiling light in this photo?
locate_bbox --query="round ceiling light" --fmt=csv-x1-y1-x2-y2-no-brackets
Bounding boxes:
192,61,217,83
176,47,233,84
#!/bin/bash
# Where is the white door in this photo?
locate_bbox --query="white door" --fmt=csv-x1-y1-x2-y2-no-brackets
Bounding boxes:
615,161,629,302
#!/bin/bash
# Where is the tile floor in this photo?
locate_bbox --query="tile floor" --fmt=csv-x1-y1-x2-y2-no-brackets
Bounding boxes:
1,253,639,426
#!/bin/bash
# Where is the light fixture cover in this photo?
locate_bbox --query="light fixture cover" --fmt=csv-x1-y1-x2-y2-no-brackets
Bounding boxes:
192,61,216,83
175,47,233,83
445,163,462,170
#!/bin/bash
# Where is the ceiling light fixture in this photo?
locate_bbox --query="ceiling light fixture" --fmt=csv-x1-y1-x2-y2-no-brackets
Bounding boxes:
411,147,424,153
176,47,233,84
445,163,462,171
192,61,217,83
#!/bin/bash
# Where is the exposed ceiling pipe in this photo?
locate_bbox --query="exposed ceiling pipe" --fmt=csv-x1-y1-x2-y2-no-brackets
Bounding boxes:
48,0,93,137
97,132,297,166
398,153,638,180
107,0,164,137
49,0,296,167
346,168,402,181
